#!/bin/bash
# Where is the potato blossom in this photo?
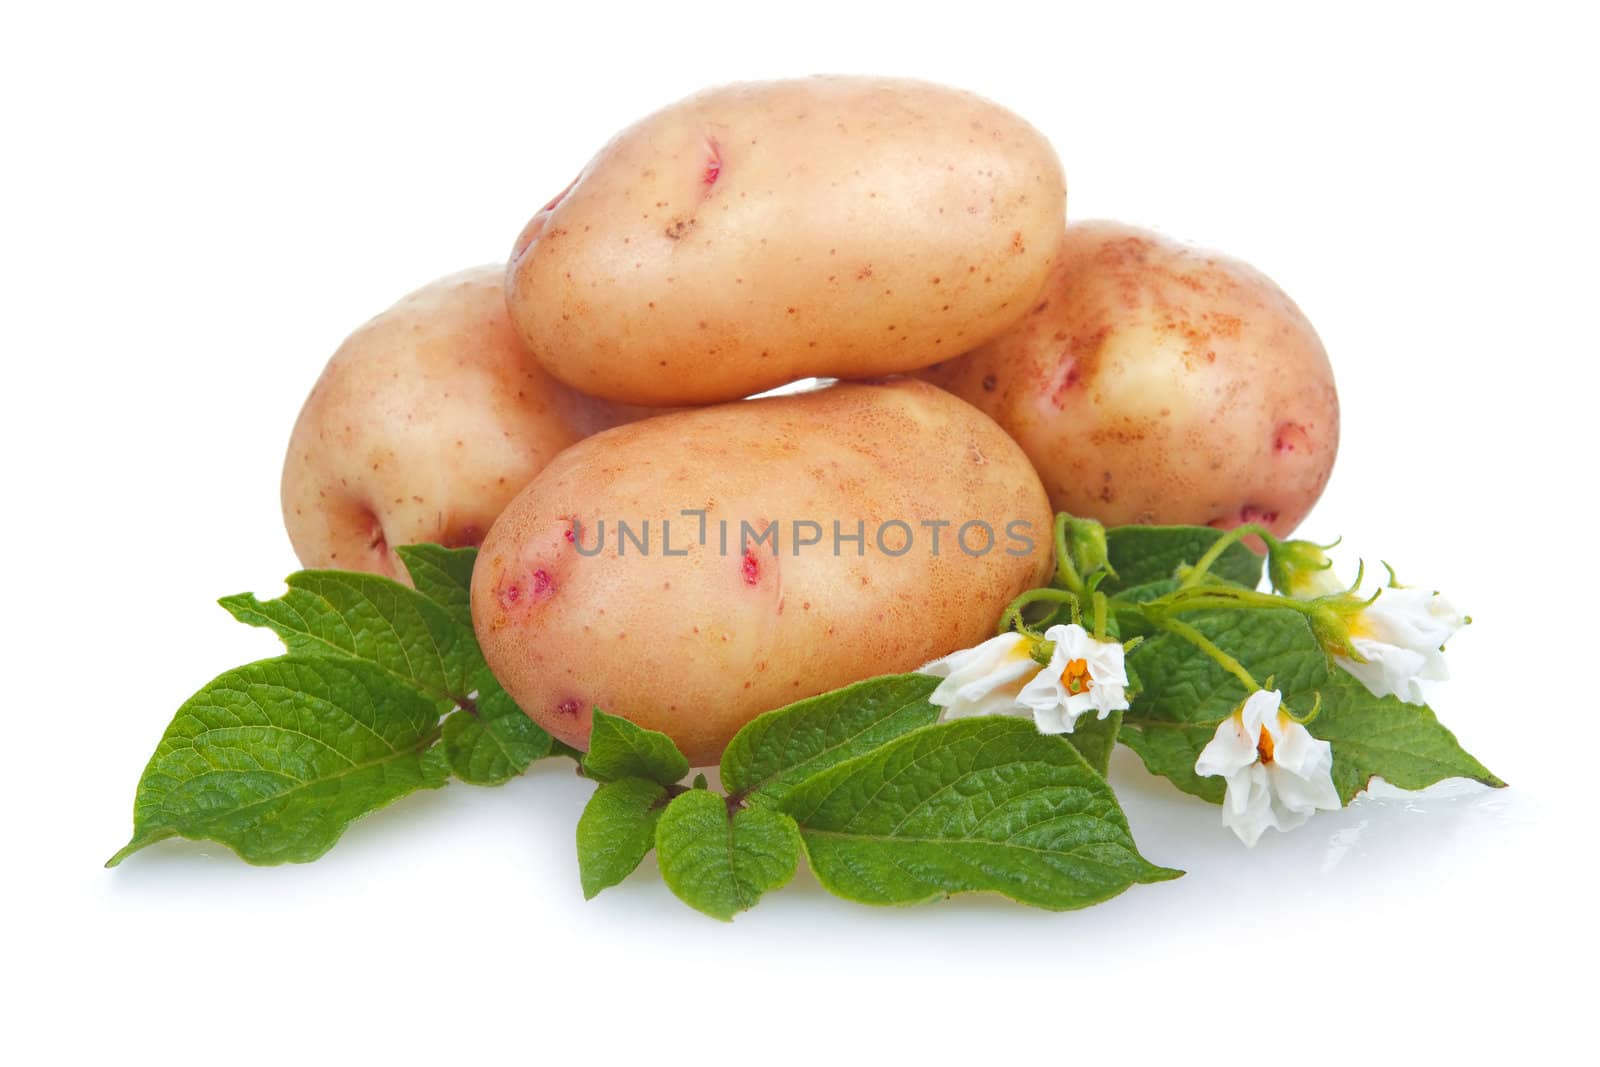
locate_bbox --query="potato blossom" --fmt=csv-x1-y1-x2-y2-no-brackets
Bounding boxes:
919,632,1043,721
1337,585,1466,705
1017,623,1130,733
1194,689,1340,846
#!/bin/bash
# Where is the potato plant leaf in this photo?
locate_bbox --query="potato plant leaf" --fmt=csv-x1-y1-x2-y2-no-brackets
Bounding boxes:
1308,674,1505,802
443,677,554,786
219,570,479,706
1102,525,1263,598
655,789,801,920
113,547,558,866
583,709,690,786
114,522,1504,909
1065,709,1122,775
1116,718,1226,803
779,717,1180,910
720,673,941,804
577,776,670,898
108,655,450,866
397,543,478,631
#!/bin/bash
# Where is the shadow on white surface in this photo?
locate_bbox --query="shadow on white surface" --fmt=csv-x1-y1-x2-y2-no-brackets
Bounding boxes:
105,743,1528,916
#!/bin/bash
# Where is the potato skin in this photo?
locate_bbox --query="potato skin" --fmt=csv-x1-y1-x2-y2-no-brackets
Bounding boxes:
919,222,1339,538
506,76,1066,406
471,380,1053,765
281,266,645,581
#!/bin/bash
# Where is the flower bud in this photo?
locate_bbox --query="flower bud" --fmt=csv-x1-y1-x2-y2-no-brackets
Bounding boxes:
1062,515,1114,581
1268,540,1345,599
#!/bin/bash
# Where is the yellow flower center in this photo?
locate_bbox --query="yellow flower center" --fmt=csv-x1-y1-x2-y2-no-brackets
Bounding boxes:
1256,724,1276,764
1062,658,1093,695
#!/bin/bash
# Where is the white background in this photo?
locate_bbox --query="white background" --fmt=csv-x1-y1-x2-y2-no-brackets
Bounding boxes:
4,1,1594,1061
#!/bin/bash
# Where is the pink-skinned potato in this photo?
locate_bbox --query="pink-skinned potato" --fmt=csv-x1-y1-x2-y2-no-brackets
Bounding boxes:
919,221,1339,538
506,76,1066,406
471,379,1053,766
282,266,648,582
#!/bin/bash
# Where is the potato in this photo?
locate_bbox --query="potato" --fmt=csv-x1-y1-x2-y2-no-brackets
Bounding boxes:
282,266,645,581
919,221,1339,538
471,379,1052,765
506,76,1066,406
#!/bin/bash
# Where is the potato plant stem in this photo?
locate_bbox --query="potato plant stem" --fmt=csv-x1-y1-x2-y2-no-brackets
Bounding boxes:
998,586,1082,636
1153,615,1261,692
1163,586,1315,617
1180,523,1278,589
1116,601,1260,693
1053,512,1085,595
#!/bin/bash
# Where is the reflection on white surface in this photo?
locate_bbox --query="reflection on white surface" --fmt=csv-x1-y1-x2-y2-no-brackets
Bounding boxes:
1115,744,1529,862
1320,819,1368,873
1109,743,1536,941
82,719,1559,1065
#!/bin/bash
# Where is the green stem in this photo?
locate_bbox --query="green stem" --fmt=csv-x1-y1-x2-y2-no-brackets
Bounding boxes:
998,587,1082,636
1283,691,1323,726
1053,512,1085,595
1180,523,1279,589
1162,586,1315,617
1092,590,1108,639
1140,611,1261,693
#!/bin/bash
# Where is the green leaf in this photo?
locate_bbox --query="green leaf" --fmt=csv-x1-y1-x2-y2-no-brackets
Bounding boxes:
1102,525,1263,597
779,717,1179,910
720,673,941,804
108,655,449,866
220,569,478,706
1117,721,1226,803
1119,609,1328,802
397,544,478,630
1310,674,1505,802
577,776,669,898
442,677,553,785
1130,610,1329,722
582,709,690,786
654,789,801,920
1065,710,1121,775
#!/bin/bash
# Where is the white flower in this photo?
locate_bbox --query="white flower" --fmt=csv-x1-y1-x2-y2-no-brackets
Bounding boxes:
1017,623,1130,734
1337,585,1466,704
919,632,1042,721
1195,689,1340,846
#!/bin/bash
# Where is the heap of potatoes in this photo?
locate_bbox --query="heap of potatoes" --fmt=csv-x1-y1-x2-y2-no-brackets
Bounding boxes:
282,76,1339,765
